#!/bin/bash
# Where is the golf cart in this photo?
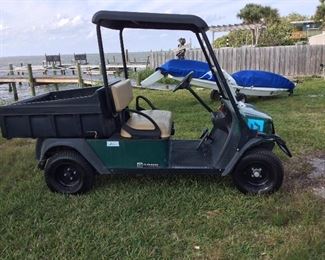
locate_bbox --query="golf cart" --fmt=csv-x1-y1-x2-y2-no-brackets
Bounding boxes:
0,11,292,194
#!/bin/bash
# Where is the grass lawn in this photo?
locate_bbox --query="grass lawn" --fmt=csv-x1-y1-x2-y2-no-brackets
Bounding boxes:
0,78,324,259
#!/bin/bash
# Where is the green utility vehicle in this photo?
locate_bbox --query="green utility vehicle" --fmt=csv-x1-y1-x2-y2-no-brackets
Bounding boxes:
0,11,291,194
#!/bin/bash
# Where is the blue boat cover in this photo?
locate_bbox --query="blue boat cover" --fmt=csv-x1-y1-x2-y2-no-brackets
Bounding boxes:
158,59,216,81
231,70,295,90
158,59,295,90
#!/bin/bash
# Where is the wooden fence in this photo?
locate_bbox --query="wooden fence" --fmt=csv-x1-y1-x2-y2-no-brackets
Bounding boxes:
150,45,325,76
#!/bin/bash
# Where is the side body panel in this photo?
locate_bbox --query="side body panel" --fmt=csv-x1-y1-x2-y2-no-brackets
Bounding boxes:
87,139,169,169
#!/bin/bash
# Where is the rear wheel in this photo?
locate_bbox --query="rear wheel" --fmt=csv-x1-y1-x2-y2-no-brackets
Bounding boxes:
232,149,283,194
44,151,95,194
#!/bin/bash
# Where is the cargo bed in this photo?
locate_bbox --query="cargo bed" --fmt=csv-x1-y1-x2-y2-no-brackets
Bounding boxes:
0,86,117,139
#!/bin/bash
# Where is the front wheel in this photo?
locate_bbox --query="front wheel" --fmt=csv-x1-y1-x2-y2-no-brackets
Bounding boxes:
44,151,95,194
232,149,284,194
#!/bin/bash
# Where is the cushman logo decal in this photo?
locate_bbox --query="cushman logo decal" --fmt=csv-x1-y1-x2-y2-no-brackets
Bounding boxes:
137,162,159,168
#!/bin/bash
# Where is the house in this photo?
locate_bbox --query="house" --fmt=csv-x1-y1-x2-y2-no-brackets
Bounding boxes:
290,20,322,40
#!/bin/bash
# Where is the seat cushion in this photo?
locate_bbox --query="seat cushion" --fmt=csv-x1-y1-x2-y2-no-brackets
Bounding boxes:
111,79,133,112
121,110,173,139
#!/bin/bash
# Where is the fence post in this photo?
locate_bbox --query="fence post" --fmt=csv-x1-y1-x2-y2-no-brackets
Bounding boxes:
77,62,84,87
27,64,36,96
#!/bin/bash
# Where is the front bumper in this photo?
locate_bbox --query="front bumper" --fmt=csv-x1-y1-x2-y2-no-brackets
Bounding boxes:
258,133,292,157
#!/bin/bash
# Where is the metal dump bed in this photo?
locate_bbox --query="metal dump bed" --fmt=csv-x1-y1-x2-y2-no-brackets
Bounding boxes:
0,86,116,139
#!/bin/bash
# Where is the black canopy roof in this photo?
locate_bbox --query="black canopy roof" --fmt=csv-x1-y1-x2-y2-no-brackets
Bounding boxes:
92,10,209,32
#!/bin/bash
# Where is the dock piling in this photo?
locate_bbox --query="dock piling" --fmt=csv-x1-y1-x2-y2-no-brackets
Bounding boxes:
8,83,13,93
8,64,13,92
9,64,18,100
27,64,36,96
126,49,129,63
136,72,141,87
52,64,57,76
77,62,84,87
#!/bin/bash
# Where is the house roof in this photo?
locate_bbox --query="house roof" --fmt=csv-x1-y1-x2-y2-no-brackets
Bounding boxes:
290,20,316,24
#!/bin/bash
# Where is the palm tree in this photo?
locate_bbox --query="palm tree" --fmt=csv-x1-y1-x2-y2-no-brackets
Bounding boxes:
237,4,264,24
237,4,280,45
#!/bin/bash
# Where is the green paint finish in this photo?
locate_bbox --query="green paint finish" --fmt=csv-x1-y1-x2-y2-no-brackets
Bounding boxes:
87,139,169,169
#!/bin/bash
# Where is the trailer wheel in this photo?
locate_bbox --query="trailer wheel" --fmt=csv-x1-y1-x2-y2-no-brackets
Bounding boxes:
210,90,220,101
44,151,94,194
232,149,283,194
236,93,247,103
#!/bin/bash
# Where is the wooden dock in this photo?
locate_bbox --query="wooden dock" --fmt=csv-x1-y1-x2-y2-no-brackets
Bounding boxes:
0,75,96,85
0,62,148,101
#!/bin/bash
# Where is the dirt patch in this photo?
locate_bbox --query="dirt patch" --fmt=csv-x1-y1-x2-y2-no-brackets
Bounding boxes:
309,157,325,199
283,151,325,198
308,158,325,179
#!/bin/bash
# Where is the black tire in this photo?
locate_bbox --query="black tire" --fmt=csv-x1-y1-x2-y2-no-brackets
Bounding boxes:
44,151,95,194
232,149,284,194
210,90,220,101
236,93,247,103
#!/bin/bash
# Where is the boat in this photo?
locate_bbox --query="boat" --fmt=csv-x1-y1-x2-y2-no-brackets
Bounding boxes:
141,59,296,99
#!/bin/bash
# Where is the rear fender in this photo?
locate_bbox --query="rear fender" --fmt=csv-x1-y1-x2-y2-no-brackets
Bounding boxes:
36,138,109,174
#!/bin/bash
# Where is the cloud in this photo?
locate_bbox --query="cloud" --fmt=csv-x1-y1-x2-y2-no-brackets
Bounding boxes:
86,30,96,39
57,18,70,27
54,15,84,29
0,23,9,31
0,0,321,56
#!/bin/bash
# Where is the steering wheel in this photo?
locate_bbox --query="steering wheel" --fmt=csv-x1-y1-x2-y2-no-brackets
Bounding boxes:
173,71,194,92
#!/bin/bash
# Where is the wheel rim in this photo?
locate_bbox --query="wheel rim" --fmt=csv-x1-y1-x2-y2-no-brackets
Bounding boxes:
55,164,82,187
241,162,271,187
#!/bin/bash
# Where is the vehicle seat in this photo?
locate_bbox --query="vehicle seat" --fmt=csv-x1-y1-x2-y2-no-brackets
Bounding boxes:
110,79,173,139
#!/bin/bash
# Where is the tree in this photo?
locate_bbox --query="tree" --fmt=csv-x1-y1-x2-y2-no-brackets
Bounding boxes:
285,12,309,22
237,4,280,45
314,0,325,25
237,3,280,24
261,6,280,24
213,19,294,48
213,30,252,48
213,4,309,48
237,3,265,24
258,19,294,46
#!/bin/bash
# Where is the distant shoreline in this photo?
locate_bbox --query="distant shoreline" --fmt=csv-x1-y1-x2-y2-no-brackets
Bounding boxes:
0,52,152,69
0,51,153,59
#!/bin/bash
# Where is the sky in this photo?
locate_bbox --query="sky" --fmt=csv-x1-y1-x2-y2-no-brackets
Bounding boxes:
0,0,320,57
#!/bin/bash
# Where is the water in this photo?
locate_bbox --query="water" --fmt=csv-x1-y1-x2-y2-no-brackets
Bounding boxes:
0,52,150,69
0,52,150,103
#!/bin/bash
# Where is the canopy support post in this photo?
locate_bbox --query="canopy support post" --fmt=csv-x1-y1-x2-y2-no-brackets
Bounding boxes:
201,31,246,125
195,32,223,97
96,25,109,88
119,30,128,79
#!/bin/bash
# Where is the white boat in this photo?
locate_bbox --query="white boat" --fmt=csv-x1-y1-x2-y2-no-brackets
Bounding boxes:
141,59,296,99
